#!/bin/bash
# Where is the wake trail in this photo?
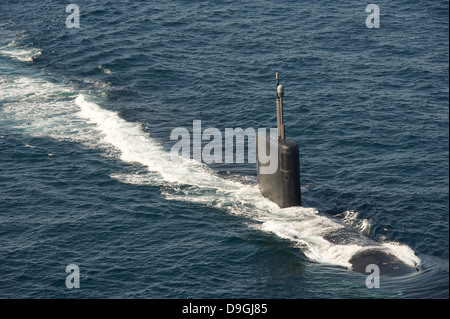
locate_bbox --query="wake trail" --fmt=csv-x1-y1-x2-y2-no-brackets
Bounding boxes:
75,94,421,271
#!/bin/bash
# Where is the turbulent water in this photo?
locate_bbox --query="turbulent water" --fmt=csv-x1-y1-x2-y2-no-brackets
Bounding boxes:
0,0,448,298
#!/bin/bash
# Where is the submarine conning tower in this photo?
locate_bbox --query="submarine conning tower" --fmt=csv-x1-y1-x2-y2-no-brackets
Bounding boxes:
256,72,301,208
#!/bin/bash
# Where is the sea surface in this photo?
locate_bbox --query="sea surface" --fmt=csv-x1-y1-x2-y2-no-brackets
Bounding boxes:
0,0,448,299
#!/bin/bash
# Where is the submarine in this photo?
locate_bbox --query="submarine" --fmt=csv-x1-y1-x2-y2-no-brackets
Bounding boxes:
256,72,301,208
256,73,420,276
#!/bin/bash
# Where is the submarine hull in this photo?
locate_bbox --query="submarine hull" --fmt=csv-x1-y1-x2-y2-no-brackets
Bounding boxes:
256,133,301,208
349,249,419,276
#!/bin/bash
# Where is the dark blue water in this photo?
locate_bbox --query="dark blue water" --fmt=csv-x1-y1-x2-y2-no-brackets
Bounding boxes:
0,0,448,299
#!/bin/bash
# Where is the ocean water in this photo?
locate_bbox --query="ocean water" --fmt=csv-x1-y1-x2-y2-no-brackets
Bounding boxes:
0,0,448,299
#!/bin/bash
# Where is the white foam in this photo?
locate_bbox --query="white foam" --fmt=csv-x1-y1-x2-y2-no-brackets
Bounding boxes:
76,94,218,185
0,75,112,151
98,65,112,74
381,241,422,268
0,76,68,101
337,210,373,235
0,42,41,62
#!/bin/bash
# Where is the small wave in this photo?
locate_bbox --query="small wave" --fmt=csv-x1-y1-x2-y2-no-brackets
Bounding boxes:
0,41,41,62
0,73,110,151
336,210,372,235
98,65,113,74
